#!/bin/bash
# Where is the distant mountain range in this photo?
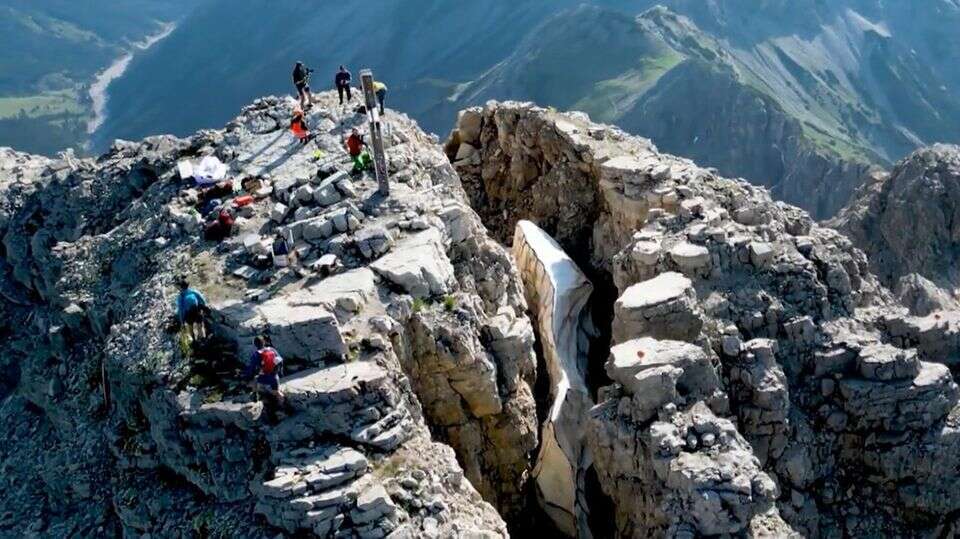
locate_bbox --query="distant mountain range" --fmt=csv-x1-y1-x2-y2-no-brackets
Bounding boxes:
10,0,960,218
424,0,960,217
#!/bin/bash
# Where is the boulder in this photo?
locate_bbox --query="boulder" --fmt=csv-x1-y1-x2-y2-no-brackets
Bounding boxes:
271,202,289,223
839,362,958,431
295,185,315,204
669,241,711,272
600,155,649,196
613,272,702,343
607,338,719,401
314,184,341,207
223,270,377,363
631,241,661,266
857,343,920,381
282,362,388,412
371,229,454,298
302,217,334,242
355,226,393,259
895,273,957,315
457,108,483,144
748,242,775,267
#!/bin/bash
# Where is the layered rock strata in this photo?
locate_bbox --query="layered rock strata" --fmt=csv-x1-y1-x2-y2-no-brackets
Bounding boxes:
0,92,537,537
448,102,960,537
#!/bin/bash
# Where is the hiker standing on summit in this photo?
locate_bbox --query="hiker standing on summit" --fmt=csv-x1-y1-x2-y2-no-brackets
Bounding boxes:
292,61,314,110
373,80,388,115
244,336,285,403
335,65,352,105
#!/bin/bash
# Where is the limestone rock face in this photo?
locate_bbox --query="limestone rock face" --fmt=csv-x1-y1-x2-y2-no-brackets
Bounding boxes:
833,144,960,289
8,89,960,538
370,228,454,298
0,92,530,537
449,101,960,537
894,273,958,316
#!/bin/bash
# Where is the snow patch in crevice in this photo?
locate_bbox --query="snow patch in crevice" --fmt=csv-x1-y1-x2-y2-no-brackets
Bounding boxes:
512,220,596,537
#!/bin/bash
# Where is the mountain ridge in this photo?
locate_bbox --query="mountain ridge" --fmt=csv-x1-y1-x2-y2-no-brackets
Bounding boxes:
5,89,960,536
86,1,960,218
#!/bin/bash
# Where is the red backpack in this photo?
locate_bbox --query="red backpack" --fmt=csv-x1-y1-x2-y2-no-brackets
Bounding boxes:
259,348,278,375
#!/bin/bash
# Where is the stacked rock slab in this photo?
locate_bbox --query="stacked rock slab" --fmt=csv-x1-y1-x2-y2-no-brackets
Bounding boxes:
512,220,594,537
612,271,702,344
0,92,538,536
448,101,960,536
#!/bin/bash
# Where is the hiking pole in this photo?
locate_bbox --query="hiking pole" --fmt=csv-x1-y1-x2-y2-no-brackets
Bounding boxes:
360,69,390,196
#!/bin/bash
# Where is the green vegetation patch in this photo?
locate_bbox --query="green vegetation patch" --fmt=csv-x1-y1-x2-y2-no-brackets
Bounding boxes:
800,121,877,165
573,50,683,123
0,89,86,120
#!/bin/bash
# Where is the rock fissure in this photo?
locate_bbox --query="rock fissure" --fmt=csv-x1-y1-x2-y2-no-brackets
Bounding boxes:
446,101,960,537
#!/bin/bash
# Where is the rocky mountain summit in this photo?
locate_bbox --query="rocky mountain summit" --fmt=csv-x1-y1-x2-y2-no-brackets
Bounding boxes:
832,145,960,300
2,91,960,538
0,92,532,537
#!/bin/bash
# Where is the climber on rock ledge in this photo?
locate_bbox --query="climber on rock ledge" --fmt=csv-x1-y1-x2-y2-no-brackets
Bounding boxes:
244,335,285,404
175,278,209,341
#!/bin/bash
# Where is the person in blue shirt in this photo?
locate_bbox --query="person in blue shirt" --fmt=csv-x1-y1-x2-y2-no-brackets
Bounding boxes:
244,336,285,403
175,279,208,341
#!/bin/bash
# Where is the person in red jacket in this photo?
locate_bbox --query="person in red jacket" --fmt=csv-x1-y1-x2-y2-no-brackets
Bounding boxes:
203,206,234,242
344,128,371,173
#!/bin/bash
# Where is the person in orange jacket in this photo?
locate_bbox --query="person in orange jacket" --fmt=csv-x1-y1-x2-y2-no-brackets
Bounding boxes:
290,107,311,144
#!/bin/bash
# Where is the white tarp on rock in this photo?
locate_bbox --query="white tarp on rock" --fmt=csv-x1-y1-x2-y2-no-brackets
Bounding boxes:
179,155,228,185
512,220,594,537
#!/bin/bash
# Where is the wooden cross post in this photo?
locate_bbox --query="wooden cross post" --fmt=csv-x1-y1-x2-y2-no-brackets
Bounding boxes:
360,69,389,196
